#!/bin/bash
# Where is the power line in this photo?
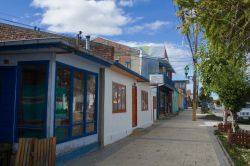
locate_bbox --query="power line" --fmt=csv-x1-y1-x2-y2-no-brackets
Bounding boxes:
0,15,193,64
0,16,75,39
0,17,34,28
0,11,26,20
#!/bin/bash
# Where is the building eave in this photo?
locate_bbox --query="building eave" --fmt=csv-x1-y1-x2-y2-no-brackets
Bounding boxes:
0,38,112,67
112,61,149,82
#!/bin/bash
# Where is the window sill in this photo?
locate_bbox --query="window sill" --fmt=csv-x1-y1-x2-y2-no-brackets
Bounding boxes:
112,111,126,114
56,131,97,144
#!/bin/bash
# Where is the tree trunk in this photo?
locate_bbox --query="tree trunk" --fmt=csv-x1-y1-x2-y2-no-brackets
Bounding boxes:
223,109,228,124
229,110,237,132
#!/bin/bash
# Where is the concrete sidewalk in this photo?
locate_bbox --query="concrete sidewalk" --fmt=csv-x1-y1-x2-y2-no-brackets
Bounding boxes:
64,109,230,166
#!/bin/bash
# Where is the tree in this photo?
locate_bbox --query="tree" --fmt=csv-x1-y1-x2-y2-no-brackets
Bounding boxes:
198,87,212,103
197,44,250,130
174,0,250,55
215,100,221,106
174,0,250,129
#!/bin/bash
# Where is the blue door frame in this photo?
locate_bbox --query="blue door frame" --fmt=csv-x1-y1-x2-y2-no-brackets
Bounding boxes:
0,66,17,143
15,61,49,141
54,62,99,144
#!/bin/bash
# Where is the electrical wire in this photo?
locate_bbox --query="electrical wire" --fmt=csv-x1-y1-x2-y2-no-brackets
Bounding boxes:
0,14,193,64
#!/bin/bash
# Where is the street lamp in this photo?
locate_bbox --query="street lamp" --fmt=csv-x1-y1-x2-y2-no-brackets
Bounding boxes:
184,65,189,77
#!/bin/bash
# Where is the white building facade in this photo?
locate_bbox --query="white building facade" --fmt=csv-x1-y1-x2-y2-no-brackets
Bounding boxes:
102,63,153,145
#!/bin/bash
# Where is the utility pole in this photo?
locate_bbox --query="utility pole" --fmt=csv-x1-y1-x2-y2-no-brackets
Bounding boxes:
192,23,198,121
175,2,199,121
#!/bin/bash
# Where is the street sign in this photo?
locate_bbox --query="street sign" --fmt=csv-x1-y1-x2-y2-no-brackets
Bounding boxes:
149,74,164,85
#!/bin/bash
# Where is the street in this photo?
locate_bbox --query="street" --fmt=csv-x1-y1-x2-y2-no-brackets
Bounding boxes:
64,109,230,166
212,108,250,131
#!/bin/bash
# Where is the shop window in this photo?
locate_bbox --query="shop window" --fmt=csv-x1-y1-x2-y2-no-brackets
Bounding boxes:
86,75,97,134
112,82,126,113
55,66,71,141
141,90,148,111
72,71,84,137
17,62,48,139
55,63,98,142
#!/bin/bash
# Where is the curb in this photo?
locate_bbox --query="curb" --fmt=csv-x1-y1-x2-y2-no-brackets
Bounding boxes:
216,136,235,166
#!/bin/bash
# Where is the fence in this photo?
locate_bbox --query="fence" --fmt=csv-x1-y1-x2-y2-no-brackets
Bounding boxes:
15,137,56,166
218,123,232,132
228,130,250,147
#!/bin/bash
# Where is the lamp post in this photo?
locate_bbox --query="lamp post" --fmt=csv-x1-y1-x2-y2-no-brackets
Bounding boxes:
184,64,197,121
184,65,189,78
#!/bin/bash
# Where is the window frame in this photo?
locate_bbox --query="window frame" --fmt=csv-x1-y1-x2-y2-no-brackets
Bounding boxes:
141,90,148,111
112,82,126,113
54,62,98,143
153,96,157,110
85,74,98,136
15,61,49,141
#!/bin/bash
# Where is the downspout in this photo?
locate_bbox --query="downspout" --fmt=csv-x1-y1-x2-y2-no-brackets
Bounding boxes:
157,86,160,120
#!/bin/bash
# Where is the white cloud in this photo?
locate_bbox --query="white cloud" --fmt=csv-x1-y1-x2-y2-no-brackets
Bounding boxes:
119,0,134,7
118,0,151,7
126,20,170,34
32,0,130,35
118,40,193,75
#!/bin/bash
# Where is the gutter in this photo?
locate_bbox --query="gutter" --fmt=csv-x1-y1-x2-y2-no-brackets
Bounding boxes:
0,38,112,67
113,61,149,82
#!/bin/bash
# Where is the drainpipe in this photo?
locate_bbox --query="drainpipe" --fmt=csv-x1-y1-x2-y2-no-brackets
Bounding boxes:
157,86,160,120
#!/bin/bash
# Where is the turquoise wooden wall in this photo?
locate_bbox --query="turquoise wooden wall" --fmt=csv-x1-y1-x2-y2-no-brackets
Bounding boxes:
172,90,179,113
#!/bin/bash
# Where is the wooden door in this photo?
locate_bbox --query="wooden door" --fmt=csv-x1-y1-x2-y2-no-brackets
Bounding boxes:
132,86,137,127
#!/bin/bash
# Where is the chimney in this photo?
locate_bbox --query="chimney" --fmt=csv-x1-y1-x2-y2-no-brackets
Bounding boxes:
76,31,82,48
85,35,90,50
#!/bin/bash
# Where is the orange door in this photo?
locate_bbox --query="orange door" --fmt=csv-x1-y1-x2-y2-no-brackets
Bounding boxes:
132,86,137,127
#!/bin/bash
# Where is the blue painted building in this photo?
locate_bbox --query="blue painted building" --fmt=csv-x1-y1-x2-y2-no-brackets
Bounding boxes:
172,74,189,110
132,46,176,118
0,37,112,157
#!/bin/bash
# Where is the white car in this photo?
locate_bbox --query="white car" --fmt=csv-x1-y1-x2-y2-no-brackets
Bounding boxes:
237,103,250,122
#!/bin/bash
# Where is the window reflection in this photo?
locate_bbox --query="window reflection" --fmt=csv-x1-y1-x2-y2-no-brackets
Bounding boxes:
86,75,96,133
54,64,98,140
72,71,84,136
55,66,71,141
18,64,47,138
112,82,126,113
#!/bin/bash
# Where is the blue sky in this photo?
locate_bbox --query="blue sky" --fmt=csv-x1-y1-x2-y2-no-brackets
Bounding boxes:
0,0,193,78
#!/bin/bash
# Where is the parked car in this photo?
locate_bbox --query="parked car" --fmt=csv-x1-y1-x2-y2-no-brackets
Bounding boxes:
201,101,209,113
208,103,215,111
237,103,250,122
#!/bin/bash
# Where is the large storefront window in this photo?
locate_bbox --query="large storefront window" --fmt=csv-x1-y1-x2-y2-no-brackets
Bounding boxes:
55,66,71,141
86,75,97,133
17,62,48,139
72,71,84,137
55,63,98,142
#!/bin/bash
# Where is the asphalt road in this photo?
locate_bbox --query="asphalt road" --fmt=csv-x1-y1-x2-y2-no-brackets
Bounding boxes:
211,108,250,130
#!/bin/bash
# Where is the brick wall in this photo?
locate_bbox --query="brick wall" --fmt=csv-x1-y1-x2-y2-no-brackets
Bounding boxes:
93,37,140,68
90,42,114,61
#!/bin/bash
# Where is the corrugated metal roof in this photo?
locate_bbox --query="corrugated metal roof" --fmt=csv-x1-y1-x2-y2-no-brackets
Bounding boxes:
138,46,166,58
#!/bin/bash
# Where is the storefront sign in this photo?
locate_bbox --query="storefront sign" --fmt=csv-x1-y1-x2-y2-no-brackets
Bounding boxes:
149,74,164,85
